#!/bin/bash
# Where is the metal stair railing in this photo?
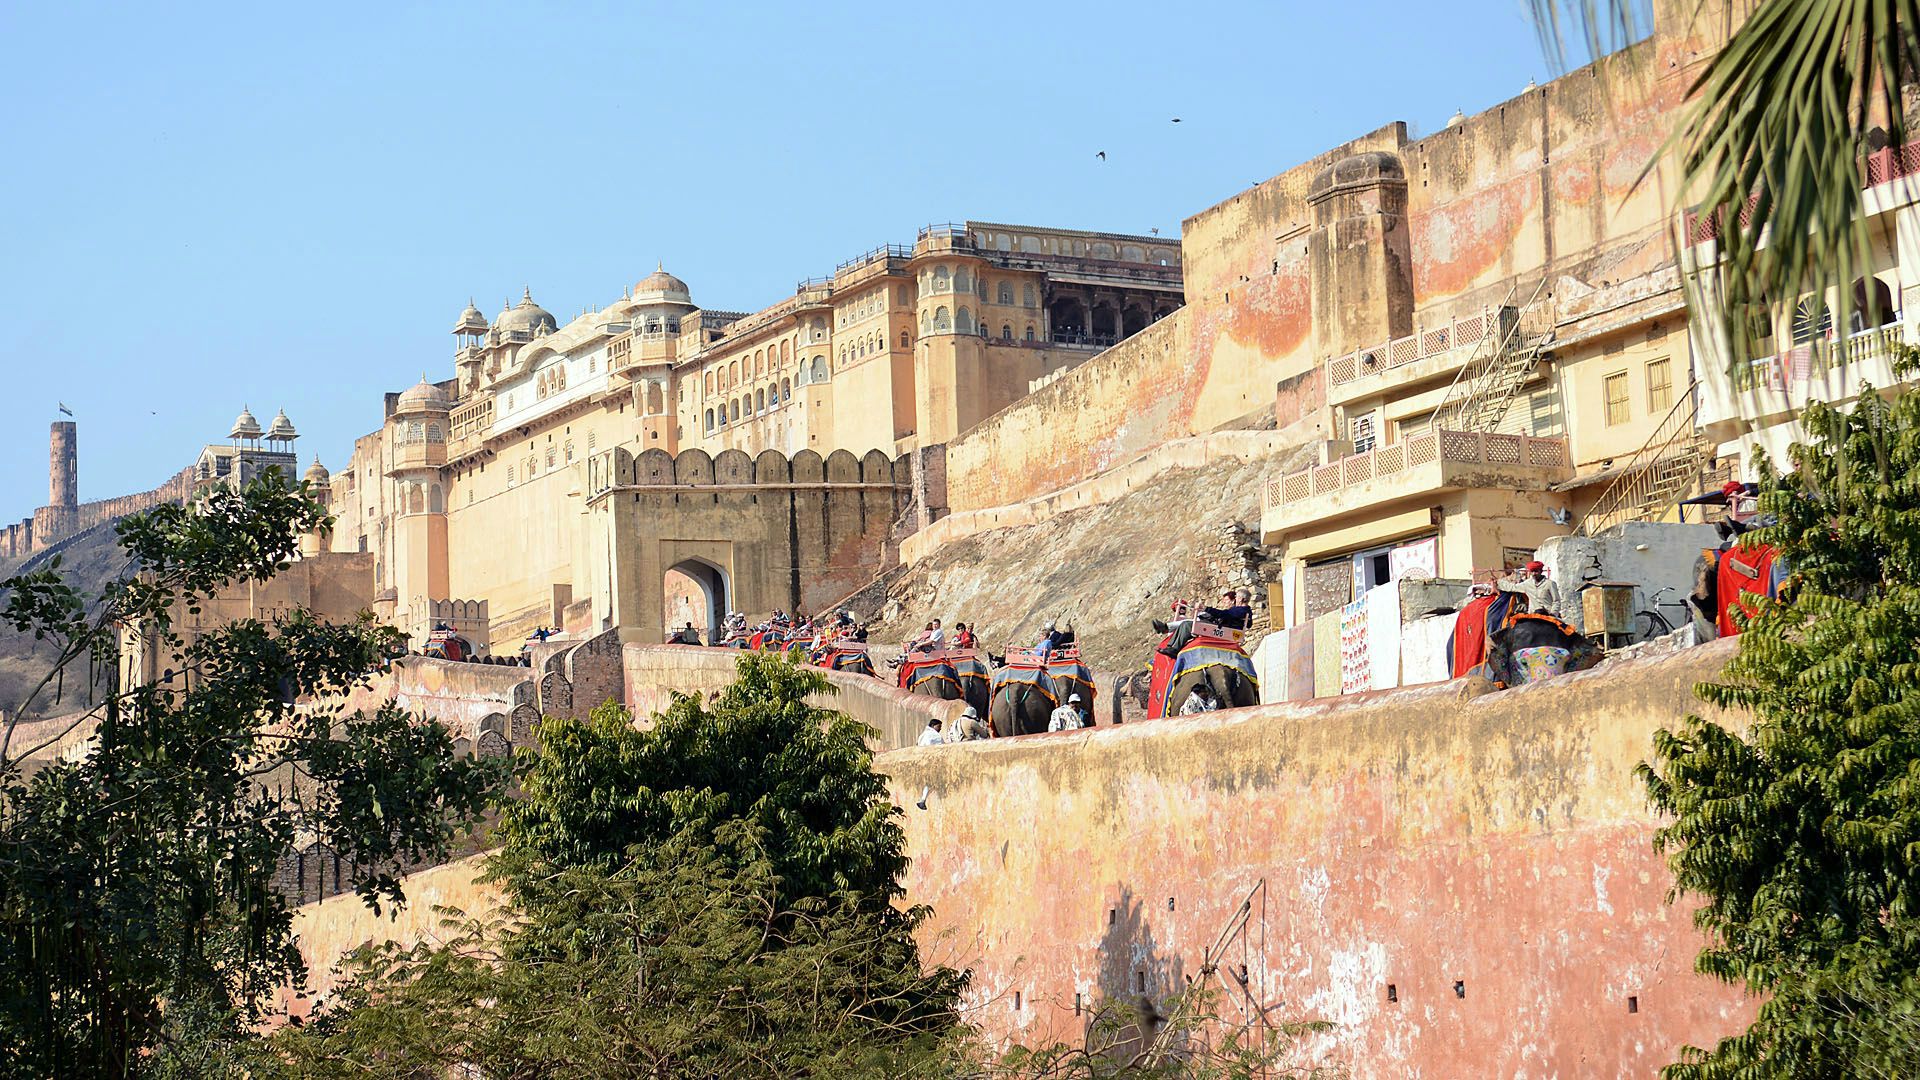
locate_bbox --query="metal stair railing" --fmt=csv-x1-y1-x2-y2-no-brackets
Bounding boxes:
1435,277,1552,432
1576,378,1706,536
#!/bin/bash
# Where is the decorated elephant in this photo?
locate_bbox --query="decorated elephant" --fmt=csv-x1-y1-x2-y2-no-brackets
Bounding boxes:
1483,613,1603,687
815,640,878,678
1117,624,1258,722
898,652,964,701
948,650,994,717
988,650,1096,736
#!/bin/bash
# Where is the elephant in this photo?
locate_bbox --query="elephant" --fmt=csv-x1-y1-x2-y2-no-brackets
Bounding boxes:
1117,631,1259,721
898,654,964,701
949,651,994,717
988,663,1057,736
1484,613,1603,687
819,646,876,678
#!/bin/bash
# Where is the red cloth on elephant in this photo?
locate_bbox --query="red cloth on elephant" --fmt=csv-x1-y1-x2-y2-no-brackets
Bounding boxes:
1451,595,1494,677
1716,541,1777,637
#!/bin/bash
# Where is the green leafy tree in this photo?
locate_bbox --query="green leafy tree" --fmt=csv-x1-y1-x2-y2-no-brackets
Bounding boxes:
0,470,502,1078
493,653,911,908
275,653,965,1078
1642,374,1920,1077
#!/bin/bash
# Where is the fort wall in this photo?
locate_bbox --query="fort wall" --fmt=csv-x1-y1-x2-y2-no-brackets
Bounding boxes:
621,643,968,753
290,641,1754,1074
878,638,1752,1075
3,465,195,562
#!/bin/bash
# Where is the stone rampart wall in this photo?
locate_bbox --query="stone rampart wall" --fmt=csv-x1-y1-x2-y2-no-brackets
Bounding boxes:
621,643,967,752
2,466,195,560
904,426,1311,564
289,640,1757,1074
877,639,1752,1075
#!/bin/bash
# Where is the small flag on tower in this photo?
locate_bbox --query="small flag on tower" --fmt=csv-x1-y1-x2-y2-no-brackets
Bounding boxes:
56,403,73,417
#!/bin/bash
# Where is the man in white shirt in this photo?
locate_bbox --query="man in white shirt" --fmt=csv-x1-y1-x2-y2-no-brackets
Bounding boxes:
1049,692,1087,731
917,717,945,746
954,706,991,741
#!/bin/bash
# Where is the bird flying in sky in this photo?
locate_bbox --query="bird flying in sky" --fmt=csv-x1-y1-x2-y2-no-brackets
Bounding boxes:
1095,151,1106,161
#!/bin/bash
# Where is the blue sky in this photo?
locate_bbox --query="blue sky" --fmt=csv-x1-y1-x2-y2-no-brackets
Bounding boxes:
0,1,1599,515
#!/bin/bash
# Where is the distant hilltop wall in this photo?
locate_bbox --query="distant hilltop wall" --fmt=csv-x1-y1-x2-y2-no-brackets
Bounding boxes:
4,466,194,563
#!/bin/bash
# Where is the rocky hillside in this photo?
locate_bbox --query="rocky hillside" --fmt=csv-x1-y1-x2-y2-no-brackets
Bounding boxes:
852,448,1313,680
0,524,130,722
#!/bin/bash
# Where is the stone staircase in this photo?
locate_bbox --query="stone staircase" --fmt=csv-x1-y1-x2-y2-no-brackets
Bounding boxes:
1578,381,1717,536
1435,278,1554,434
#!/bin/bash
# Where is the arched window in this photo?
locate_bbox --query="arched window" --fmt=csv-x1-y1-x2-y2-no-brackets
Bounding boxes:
998,281,1013,304
955,307,974,334
426,422,442,442
812,356,828,381
900,329,910,349
408,484,424,514
897,285,909,305
810,317,826,341
920,309,931,332
705,408,714,431
705,371,714,394
729,360,739,385
1002,324,1013,340
933,265,950,292
429,484,444,513
934,306,951,332
731,400,741,422
1025,324,1037,341
781,377,791,400
955,268,972,294
1851,276,1896,332
1792,297,1833,344
407,421,424,443
780,340,790,364
754,349,764,376
1023,283,1036,307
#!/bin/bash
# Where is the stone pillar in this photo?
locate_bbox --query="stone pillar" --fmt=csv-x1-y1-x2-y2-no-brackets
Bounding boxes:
1307,151,1415,360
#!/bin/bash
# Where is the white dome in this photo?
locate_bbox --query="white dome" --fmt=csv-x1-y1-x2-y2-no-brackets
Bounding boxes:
397,376,451,413
229,406,263,439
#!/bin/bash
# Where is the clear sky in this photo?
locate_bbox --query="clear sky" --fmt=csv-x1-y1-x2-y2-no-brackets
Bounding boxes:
0,1,1595,516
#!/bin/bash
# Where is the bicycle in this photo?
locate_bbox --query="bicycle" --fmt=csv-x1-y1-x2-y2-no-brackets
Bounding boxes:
1633,585,1695,642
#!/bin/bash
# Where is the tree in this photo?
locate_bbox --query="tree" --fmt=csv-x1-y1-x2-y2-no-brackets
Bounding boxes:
1642,372,1920,1077
1532,0,1919,366
493,654,912,909
275,653,966,1078
0,471,502,1078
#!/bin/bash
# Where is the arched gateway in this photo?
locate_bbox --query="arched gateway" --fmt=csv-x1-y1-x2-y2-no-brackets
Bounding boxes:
583,445,908,646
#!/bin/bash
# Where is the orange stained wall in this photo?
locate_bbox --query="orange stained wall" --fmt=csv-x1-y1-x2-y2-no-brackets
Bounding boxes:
880,639,1754,1075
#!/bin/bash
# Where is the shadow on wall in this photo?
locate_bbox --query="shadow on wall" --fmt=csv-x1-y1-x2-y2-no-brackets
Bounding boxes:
1089,886,1190,1063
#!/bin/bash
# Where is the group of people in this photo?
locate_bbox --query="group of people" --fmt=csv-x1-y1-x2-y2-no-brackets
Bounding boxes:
1154,589,1254,657
915,691,1091,747
905,618,978,653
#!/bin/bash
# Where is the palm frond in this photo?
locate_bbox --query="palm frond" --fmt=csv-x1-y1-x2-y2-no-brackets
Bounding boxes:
1534,0,1920,377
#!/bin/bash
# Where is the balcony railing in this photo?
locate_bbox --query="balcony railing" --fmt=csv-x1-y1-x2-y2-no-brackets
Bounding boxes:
1327,306,1502,388
1687,147,1920,243
1050,330,1117,348
449,397,494,443
1265,430,1570,509
1731,324,1903,391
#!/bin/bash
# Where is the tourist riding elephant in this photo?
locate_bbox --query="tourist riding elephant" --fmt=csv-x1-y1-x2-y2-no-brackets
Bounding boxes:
898,654,964,701
1119,629,1259,722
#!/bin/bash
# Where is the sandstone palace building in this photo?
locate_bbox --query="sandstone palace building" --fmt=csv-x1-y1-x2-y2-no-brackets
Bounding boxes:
15,0,1920,678
319,224,1183,648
